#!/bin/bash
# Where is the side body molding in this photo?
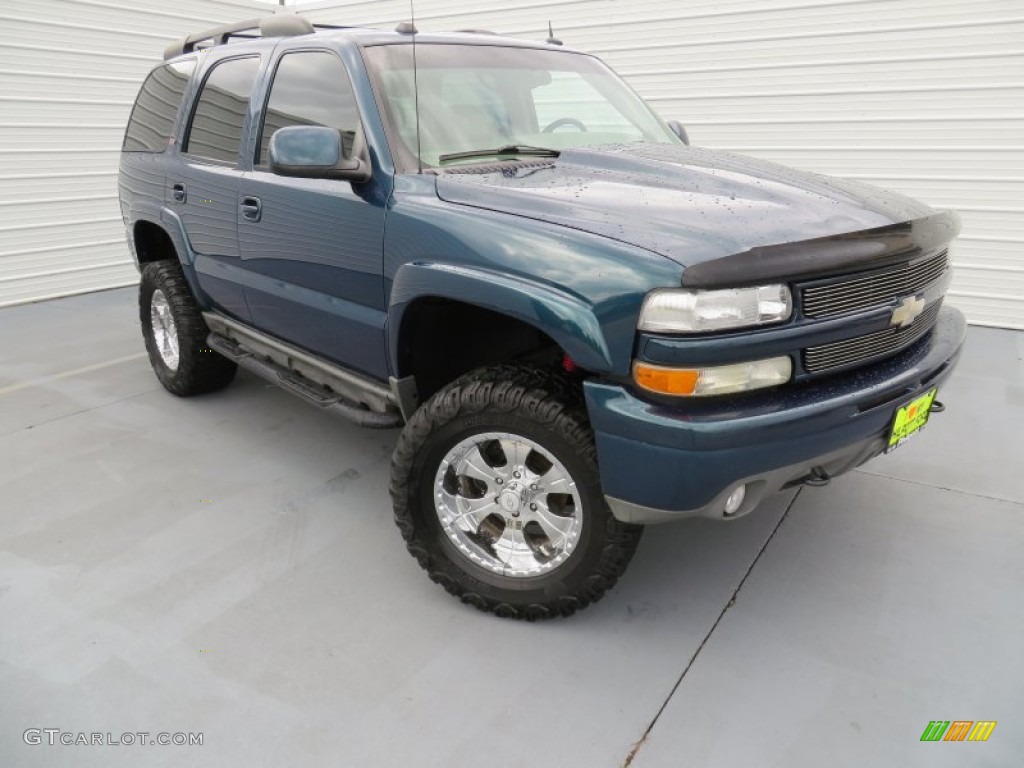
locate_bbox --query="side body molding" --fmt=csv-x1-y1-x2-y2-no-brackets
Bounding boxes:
387,262,613,375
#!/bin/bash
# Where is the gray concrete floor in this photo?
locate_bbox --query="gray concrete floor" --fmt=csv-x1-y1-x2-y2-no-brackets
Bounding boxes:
1,287,1022,768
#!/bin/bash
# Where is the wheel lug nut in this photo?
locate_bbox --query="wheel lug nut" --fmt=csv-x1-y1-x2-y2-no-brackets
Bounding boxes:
513,471,521,479
496,478,503,485
530,503,537,511
530,484,537,491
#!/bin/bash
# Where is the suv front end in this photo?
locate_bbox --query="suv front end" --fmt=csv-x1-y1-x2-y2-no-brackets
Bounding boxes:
587,213,966,523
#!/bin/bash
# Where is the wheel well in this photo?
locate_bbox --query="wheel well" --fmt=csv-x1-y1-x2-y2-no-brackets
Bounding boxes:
397,298,566,401
133,221,178,264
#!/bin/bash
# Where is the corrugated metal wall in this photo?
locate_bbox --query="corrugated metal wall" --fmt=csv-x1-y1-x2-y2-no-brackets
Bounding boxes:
2,0,1021,329
0,0,265,307
297,0,1023,329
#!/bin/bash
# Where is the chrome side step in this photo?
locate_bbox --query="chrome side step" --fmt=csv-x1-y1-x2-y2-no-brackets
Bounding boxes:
203,312,402,429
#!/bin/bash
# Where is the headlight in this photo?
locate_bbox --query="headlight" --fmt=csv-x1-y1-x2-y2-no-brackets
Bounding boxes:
633,357,793,397
638,285,792,333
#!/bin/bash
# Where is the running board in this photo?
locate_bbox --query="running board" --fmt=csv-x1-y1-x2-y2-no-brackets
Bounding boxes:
203,313,402,429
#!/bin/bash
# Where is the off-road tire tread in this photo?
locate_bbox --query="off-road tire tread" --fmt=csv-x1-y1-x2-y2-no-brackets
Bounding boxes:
140,260,236,396
390,364,643,620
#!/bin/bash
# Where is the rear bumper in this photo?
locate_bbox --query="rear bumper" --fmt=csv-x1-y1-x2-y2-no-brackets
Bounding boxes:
585,306,967,524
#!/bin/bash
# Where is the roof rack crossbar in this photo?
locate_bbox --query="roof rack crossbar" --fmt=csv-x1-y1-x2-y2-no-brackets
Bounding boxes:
163,15,315,60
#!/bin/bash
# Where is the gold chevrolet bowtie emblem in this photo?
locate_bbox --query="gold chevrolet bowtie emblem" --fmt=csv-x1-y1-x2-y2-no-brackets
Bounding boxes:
891,295,926,328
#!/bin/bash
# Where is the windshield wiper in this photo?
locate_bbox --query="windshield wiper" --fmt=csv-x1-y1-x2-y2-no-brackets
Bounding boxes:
438,145,561,163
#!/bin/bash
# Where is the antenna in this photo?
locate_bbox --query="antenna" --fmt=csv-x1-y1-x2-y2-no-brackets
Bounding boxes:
546,20,562,46
409,0,423,173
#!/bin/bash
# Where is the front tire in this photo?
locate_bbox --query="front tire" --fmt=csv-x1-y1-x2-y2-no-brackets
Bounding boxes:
390,365,643,620
139,261,236,396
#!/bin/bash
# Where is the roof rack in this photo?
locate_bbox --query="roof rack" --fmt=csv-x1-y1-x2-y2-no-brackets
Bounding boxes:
163,15,315,60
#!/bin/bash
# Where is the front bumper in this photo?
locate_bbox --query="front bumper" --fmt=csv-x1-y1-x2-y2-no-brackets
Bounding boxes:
585,306,966,524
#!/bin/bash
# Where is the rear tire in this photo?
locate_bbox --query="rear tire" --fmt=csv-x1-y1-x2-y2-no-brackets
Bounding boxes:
390,365,643,620
139,261,236,396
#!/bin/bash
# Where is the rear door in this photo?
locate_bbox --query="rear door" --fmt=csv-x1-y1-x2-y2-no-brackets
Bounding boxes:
120,59,196,224
237,49,388,379
171,55,262,321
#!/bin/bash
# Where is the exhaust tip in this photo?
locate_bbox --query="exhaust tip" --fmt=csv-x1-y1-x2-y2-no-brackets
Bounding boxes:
802,467,832,487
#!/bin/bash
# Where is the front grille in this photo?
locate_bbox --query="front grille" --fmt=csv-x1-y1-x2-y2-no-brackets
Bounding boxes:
803,300,942,374
802,249,948,318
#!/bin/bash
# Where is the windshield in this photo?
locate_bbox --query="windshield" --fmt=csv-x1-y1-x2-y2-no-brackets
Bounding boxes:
362,43,679,169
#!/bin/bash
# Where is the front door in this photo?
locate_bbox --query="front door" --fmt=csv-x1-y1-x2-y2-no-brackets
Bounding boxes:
238,49,389,379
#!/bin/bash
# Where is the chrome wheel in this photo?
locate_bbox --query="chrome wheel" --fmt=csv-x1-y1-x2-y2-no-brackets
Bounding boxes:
150,289,180,371
434,432,583,577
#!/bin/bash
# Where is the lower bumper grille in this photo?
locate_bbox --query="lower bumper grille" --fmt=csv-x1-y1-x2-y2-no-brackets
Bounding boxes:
803,301,942,374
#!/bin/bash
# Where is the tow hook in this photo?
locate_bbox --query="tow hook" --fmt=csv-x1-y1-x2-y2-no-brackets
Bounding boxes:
931,400,946,413
802,466,832,487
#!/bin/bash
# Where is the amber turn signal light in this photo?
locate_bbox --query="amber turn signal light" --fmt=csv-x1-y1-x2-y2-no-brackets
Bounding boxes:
633,363,700,395
632,357,792,397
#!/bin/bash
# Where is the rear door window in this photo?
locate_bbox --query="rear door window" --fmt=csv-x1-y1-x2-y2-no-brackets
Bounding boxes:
123,60,196,152
184,56,261,164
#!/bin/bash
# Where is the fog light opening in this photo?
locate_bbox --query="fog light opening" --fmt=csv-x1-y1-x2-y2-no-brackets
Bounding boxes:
723,485,747,517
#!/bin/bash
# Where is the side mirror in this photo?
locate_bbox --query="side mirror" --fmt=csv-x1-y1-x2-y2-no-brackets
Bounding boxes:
667,120,690,146
269,125,371,183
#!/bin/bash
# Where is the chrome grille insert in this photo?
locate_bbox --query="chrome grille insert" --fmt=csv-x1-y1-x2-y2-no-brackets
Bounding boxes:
802,250,948,318
803,301,942,374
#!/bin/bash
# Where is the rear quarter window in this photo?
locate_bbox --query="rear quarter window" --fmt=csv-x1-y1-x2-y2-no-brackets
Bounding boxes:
123,60,196,152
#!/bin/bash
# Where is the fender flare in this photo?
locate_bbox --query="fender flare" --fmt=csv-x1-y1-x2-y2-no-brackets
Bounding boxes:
388,262,614,375
126,201,195,268
157,205,198,267
127,204,209,305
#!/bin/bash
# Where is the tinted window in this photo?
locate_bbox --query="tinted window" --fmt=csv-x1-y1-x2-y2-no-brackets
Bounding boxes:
185,57,261,163
123,60,195,152
257,51,359,165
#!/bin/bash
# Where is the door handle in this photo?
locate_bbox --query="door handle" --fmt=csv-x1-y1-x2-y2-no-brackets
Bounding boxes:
240,196,262,222
172,183,186,203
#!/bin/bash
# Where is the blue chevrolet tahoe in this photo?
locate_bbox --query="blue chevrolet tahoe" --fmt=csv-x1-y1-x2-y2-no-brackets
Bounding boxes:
118,15,966,619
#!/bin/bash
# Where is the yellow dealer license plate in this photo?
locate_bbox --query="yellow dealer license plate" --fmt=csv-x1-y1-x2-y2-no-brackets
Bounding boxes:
887,387,938,453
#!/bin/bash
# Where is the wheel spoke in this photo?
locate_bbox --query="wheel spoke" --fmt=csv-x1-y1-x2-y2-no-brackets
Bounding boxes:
495,524,533,573
438,490,494,533
495,522,518,556
541,472,572,494
454,494,496,528
460,444,498,488
499,438,529,470
530,504,575,547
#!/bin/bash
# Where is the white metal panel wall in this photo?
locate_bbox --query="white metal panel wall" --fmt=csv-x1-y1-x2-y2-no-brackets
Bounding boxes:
0,0,266,307
298,0,1024,329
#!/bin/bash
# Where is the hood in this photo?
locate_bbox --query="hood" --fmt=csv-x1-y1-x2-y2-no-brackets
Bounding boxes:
435,144,952,284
